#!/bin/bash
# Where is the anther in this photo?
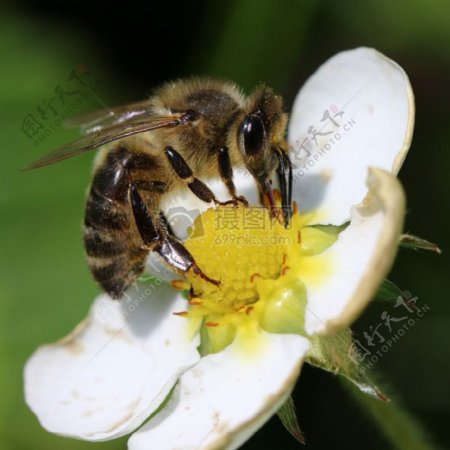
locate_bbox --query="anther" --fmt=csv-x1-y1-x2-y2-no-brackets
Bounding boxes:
189,298,203,306
171,280,189,290
245,306,254,315
250,273,262,283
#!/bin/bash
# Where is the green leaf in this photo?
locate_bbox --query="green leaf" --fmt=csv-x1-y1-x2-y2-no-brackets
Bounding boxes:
399,234,441,254
306,329,389,401
277,396,305,445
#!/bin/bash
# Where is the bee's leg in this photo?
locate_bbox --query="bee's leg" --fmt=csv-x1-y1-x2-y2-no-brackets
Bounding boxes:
275,151,293,227
129,184,161,245
130,182,220,286
158,211,176,237
154,232,220,287
164,146,218,204
217,146,248,207
164,145,246,207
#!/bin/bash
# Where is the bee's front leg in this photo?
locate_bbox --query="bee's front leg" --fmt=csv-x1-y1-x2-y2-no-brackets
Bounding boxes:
164,146,217,204
164,145,247,207
216,146,248,207
275,151,293,227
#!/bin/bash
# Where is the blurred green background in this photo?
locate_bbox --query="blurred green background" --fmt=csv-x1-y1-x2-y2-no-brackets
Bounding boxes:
0,1,449,449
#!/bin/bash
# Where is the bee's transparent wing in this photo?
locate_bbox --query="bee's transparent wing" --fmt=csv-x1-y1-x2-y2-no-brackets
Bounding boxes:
24,114,183,170
64,99,154,135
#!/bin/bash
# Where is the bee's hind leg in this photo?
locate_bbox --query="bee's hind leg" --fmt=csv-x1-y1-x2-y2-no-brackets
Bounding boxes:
154,233,220,287
130,183,220,287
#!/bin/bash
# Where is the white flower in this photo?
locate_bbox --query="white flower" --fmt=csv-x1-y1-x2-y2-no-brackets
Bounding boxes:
24,48,414,450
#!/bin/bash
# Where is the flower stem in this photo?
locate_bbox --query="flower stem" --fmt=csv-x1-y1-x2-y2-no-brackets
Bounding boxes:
340,377,439,450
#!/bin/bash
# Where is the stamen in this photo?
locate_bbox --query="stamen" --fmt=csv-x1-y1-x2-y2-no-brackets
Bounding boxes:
171,280,189,290
189,298,203,306
250,273,262,283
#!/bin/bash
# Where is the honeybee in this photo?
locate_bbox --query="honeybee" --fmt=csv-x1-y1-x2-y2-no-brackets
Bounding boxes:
27,78,293,299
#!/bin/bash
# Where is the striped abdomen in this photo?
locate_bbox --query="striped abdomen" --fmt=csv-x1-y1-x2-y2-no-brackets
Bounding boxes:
83,148,150,298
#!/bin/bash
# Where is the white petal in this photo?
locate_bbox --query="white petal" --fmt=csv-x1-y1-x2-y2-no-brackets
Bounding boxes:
288,47,414,225
129,330,309,450
302,168,405,335
24,283,200,441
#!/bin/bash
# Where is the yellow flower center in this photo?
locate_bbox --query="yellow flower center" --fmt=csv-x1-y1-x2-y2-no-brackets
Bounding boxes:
172,196,339,355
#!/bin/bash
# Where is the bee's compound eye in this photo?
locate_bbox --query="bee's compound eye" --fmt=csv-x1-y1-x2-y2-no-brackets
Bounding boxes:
242,115,265,156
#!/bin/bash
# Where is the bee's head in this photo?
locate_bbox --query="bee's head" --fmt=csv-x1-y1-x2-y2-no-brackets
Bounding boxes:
233,86,292,224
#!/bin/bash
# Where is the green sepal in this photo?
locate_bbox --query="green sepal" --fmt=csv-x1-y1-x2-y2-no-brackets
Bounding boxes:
277,395,305,445
306,328,389,401
374,279,404,303
399,234,441,254
310,222,349,237
198,318,214,357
